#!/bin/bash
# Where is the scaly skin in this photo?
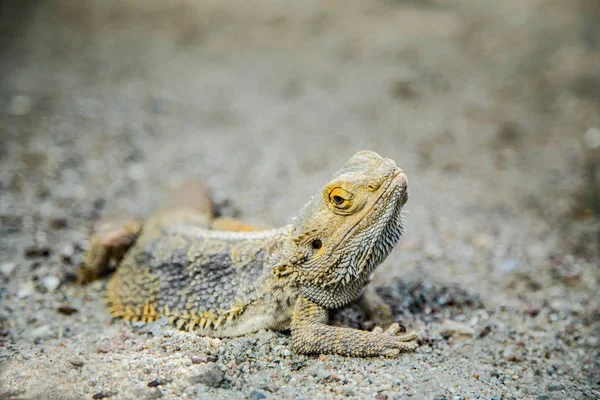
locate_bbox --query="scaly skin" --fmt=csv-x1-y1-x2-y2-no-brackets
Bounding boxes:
84,151,418,356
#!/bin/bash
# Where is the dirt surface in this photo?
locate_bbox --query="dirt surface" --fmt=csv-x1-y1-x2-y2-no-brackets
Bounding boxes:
1,0,599,399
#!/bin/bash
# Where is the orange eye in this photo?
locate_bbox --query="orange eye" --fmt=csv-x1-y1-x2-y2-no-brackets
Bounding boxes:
329,187,353,209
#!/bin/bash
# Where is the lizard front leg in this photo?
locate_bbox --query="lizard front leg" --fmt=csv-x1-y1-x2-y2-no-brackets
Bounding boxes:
290,297,418,357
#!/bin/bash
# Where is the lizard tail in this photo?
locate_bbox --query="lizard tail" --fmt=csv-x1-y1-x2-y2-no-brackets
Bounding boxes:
144,178,215,231
160,178,214,217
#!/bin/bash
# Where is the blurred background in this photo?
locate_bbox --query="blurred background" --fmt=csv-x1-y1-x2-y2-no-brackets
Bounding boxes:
0,0,599,398
2,0,598,283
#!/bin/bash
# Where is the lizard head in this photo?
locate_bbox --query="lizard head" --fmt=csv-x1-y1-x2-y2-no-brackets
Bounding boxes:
283,150,408,309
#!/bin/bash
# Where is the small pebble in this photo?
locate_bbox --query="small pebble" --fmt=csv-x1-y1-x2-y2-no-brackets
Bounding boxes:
315,368,331,381
191,355,218,364
527,307,540,317
50,218,68,229
503,345,523,362
189,363,224,387
259,383,279,394
290,361,307,371
477,324,493,338
0,262,16,275
57,305,79,315
24,246,51,258
546,384,565,392
249,390,266,399
29,325,52,340
68,357,85,367
60,244,75,262
41,275,61,292
585,336,599,347
17,282,35,299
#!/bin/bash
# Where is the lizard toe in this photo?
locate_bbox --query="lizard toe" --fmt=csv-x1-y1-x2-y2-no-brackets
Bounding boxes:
384,322,401,335
397,340,419,352
396,331,419,342
372,326,384,334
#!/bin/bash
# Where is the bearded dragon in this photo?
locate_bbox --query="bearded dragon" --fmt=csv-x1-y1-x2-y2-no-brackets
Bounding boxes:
81,150,418,357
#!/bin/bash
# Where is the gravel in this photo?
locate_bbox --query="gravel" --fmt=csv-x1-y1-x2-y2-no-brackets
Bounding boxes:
0,1,599,399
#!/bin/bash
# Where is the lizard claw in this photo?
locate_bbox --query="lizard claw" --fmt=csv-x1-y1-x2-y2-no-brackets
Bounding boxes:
380,335,419,357
385,323,417,342
395,338,419,352
374,323,419,355
384,322,401,335
396,331,419,342
373,322,410,335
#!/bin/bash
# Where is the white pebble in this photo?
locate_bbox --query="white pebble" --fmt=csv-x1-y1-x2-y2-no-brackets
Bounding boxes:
584,127,600,149
42,275,61,292
17,282,35,298
30,325,52,340
0,262,16,275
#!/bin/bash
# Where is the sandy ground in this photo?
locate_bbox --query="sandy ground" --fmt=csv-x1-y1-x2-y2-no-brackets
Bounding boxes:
1,0,599,399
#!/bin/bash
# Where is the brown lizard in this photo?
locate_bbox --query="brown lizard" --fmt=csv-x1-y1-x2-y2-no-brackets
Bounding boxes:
81,150,418,357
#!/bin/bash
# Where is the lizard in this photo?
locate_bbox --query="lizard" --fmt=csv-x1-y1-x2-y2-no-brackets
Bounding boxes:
80,150,418,357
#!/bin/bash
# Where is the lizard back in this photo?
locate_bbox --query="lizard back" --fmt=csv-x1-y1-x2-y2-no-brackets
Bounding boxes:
107,225,288,332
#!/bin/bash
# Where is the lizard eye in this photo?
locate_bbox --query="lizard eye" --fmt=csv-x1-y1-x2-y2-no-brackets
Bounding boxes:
329,188,353,209
311,239,322,249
